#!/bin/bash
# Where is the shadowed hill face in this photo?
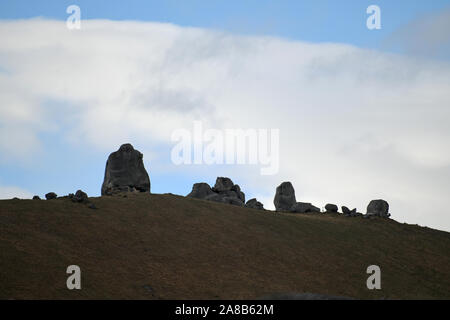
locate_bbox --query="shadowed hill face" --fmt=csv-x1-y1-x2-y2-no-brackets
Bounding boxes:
0,194,450,299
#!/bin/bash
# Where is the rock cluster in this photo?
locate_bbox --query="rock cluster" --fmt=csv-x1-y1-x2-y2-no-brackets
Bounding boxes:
69,190,89,203
68,189,97,209
341,206,362,217
101,143,151,196
187,177,246,206
273,182,320,213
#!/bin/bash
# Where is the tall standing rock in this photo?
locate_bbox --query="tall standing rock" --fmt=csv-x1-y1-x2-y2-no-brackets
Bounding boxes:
274,182,296,211
101,143,151,195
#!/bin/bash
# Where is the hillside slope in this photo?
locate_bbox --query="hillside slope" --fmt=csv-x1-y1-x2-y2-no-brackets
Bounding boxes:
1,193,449,299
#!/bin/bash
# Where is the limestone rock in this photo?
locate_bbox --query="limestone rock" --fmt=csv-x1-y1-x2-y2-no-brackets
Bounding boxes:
45,192,57,200
101,143,150,196
366,199,390,218
72,190,88,203
186,177,245,207
245,198,264,210
325,203,338,213
187,183,214,199
291,202,320,213
274,182,296,211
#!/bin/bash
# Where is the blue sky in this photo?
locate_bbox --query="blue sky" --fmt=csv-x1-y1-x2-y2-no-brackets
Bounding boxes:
1,0,449,51
1,1,450,231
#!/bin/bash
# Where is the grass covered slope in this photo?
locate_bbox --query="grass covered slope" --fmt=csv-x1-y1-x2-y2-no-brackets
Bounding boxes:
0,193,449,299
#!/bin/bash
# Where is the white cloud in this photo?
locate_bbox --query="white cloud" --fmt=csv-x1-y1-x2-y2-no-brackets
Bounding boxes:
0,184,33,199
0,19,450,231
384,7,450,59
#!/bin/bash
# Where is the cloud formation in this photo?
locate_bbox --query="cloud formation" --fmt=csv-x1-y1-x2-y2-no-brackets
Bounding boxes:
0,19,449,231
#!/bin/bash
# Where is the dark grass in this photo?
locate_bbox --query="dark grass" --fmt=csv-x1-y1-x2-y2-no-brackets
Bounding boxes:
0,193,449,299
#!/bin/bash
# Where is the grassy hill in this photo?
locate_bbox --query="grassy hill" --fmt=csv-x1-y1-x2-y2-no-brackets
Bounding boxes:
1,193,449,299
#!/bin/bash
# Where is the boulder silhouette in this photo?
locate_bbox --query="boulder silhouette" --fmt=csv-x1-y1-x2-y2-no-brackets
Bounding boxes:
245,198,264,210
291,202,320,213
274,182,296,211
325,203,338,213
367,199,390,218
45,192,57,200
187,177,245,206
101,143,150,195
187,183,215,199
212,177,234,192
71,190,88,203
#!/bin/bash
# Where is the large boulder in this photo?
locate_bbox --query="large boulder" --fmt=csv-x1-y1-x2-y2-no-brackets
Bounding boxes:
325,203,338,213
274,182,296,211
213,177,234,192
45,192,57,200
291,202,320,213
187,183,215,199
101,144,150,196
366,199,390,218
245,198,264,210
71,190,88,203
186,177,245,207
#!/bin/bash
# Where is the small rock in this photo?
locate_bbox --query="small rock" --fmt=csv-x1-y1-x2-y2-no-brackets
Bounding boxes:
72,190,88,203
325,203,338,213
45,192,57,200
245,198,264,210
87,203,97,210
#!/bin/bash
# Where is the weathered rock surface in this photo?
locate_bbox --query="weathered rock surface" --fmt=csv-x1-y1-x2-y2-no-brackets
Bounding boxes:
274,182,296,211
101,143,150,196
212,177,234,192
45,192,57,200
187,183,215,199
290,202,320,213
325,203,338,213
71,190,88,203
366,199,390,218
187,177,245,206
245,198,264,210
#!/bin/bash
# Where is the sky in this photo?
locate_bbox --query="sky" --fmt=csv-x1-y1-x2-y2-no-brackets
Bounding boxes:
0,1,450,231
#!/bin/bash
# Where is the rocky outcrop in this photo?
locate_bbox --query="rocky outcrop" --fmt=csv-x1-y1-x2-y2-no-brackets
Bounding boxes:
290,202,320,213
45,192,57,200
70,190,88,203
366,199,390,218
187,183,215,199
273,182,296,211
245,198,264,210
342,206,362,217
101,143,150,196
325,203,338,213
274,181,320,214
187,177,245,206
